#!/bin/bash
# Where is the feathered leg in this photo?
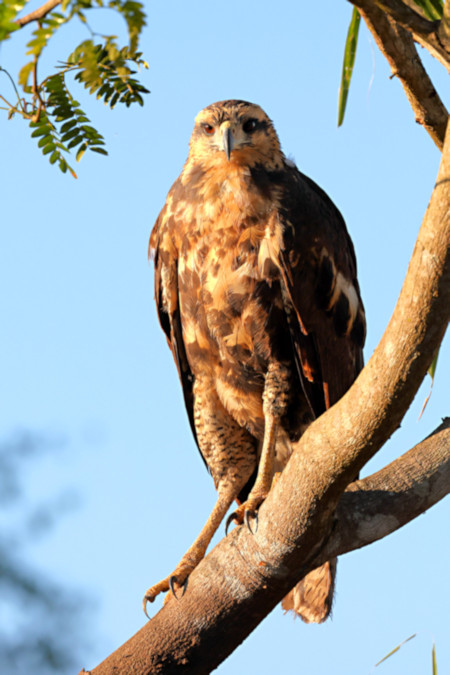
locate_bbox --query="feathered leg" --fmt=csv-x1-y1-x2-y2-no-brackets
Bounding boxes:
143,380,257,613
227,361,289,530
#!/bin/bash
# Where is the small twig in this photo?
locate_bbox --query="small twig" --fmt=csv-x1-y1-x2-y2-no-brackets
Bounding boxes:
0,93,15,110
31,52,46,122
0,66,28,115
351,1,448,149
16,0,61,28
350,0,450,72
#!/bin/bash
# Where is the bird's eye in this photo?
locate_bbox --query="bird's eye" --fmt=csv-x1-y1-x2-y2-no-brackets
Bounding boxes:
243,119,257,133
203,124,215,135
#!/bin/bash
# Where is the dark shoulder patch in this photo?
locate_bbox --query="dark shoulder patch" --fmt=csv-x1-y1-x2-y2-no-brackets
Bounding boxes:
316,257,336,309
333,293,350,335
250,164,285,199
350,311,366,347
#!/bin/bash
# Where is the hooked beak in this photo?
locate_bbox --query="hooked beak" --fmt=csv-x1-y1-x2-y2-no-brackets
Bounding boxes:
222,123,234,161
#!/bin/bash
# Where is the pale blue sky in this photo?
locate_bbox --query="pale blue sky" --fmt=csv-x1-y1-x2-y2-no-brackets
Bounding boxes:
1,1,449,673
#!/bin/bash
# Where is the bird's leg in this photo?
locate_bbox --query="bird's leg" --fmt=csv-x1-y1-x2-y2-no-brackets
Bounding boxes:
143,381,257,616
227,361,289,532
143,482,239,614
226,412,278,533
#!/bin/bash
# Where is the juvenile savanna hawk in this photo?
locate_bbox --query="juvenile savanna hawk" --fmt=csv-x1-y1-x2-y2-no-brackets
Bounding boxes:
147,100,365,622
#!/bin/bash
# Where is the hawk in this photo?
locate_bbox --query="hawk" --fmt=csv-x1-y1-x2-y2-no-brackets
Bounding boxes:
146,100,365,622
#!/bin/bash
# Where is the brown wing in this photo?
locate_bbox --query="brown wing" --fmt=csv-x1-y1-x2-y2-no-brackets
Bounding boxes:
277,166,366,418
150,201,200,455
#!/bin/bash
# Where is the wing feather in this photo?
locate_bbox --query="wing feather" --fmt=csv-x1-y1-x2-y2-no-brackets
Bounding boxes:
277,166,365,418
150,207,201,456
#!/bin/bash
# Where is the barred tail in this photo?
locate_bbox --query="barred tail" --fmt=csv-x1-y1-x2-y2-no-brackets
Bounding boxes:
281,558,337,624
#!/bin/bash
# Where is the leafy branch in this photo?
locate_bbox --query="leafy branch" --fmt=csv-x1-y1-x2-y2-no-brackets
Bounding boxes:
0,0,149,177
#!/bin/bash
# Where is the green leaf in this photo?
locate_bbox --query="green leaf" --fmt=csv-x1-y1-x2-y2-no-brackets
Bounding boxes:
412,0,443,20
60,119,78,133
338,7,361,127
18,61,34,92
49,150,60,164
76,143,88,162
90,146,108,155
432,642,438,675
428,348,439,380
43,143,57,155
61,127,81,142
67,135,85,150
31,126,51,138
38,134,54,148
80,124,100,135
109,91,120,108
418,346,440,418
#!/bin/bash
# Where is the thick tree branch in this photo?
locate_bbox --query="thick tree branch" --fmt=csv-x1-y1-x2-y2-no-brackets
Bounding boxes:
356,2,448,150
349,0,450,72
87,96,450,675
323,417,450,560
16,0,61,28
374,0,437,35
88,422,449,675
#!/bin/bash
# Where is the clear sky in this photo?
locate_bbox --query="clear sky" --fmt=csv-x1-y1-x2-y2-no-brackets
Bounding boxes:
1,1,449,673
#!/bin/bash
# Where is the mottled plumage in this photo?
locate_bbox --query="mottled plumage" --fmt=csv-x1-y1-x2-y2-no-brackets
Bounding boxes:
146,100,365,622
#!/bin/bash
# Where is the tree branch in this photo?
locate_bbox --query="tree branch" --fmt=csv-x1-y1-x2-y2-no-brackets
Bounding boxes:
16,0,61,28
87,421,449,675
349,0,450,72
323,417,450,560
356,2,448,150
86,95,450,675
374,0,437,35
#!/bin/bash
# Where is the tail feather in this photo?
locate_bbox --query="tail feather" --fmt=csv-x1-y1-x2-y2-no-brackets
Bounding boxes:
282,558,337,624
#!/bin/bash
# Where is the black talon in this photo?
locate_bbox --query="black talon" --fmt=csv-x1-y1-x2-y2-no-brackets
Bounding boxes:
225,512,238,535
143,595,153,619
244,509,258,534
169,575,179,598
169,575,188,599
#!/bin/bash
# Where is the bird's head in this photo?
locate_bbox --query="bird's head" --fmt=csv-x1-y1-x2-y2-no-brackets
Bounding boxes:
188,100,284,169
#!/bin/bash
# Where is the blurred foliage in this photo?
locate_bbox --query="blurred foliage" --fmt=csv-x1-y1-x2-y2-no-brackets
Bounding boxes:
337,0,443,126
0,430,90,674
0,0,149,177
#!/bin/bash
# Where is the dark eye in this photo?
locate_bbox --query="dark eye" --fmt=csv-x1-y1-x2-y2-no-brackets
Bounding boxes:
243,119,257,133
203,124,215,135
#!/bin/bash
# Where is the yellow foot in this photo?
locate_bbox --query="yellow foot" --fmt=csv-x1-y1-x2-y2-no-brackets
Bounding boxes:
225,490,268,535
142,558,200,618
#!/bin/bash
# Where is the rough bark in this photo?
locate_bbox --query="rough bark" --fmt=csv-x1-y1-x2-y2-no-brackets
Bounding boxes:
85,83,450,675
86,422,449,675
